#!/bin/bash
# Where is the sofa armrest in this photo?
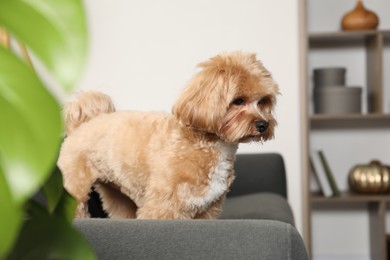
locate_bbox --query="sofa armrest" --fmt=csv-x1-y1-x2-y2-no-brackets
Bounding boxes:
74,219,308,260
228,153,287,198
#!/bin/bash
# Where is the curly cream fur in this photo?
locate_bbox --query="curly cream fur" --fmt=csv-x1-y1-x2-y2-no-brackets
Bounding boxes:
63,91,116,135
57,51,279,219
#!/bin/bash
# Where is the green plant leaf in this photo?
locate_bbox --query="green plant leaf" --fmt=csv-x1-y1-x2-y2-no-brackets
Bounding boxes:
26,198,48,218
43,165,64,213
0,165,23,258
0,0,88,91
7,215,96,260
0,0,89,258
53,189,77,223
0,47,62,205
43,166,77,221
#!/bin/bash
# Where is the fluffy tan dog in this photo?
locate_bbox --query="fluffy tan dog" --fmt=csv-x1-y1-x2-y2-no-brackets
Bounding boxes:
57,51,279,219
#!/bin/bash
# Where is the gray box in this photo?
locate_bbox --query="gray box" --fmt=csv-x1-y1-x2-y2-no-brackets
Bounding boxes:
314,86,362,114
313,67,346,88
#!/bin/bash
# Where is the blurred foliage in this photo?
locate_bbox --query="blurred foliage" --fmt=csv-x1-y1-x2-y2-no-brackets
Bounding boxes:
0,0,95,258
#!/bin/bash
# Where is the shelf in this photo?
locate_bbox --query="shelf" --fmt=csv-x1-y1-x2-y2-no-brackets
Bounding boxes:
309,29,390,43
310,114,390,129
311,191,390,204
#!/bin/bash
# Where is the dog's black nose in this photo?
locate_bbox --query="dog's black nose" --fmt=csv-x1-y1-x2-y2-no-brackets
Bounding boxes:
255,120,269,133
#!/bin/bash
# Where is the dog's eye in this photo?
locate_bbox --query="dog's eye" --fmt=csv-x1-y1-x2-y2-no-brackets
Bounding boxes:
232,98,245,106
258,96,271,107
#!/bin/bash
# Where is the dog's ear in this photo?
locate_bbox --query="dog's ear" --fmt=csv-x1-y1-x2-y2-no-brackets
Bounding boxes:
172,62,236,133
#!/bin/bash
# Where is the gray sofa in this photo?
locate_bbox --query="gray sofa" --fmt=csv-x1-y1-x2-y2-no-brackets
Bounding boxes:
74,153,308,260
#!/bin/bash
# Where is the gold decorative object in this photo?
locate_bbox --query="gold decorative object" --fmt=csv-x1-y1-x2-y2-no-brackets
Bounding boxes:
341,0,379,31
348,160,390,194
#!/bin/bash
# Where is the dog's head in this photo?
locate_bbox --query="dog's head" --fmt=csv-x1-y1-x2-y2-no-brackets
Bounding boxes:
172,51,279,143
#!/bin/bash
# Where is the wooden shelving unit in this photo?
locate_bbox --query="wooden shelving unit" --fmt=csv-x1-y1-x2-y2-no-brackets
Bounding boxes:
310,114,390,129
311,192,390,260
309,30,390,114
309,30,390,42
301,2,390,260
311,191,390,203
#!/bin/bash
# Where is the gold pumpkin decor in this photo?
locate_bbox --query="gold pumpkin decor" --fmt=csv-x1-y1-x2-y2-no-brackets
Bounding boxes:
348,161,390,194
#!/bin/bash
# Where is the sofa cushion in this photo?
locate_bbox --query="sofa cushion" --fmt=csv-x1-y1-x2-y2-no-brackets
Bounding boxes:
220,193,295,226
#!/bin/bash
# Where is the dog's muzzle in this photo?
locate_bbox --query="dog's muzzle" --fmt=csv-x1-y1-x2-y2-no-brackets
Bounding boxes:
255,120,269,133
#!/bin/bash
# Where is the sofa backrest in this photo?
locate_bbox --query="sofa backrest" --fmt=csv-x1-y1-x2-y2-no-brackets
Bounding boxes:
228,153,287,198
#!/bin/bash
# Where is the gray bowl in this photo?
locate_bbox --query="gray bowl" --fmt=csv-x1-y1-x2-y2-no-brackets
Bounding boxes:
314,86,362,114
313,67,346,88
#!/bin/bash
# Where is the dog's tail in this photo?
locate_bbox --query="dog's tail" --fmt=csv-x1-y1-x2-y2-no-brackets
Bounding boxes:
63,91,116,135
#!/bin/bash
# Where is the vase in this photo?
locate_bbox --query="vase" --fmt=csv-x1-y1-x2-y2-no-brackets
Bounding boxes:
341,0,379,30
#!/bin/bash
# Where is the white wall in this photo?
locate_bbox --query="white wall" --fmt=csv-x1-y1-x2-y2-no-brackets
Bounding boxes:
78,0,303,231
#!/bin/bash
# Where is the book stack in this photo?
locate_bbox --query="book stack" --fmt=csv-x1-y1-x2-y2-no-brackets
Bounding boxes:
310,150,341,197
